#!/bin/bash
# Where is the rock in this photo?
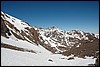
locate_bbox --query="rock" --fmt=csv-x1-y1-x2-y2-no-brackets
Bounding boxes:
67,57,74,60
88,64,95,66
95,56,99,66
48,59,53,62
95,51,99,66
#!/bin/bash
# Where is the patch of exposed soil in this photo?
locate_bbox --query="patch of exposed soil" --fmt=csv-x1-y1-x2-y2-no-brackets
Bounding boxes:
1,43,36,53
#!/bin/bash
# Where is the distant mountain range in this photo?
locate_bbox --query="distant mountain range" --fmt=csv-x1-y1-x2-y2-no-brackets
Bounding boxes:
1,11,99,66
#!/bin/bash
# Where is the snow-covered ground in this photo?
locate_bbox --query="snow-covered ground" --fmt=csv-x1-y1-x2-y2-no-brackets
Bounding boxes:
1,36,96,66
1,48,96,66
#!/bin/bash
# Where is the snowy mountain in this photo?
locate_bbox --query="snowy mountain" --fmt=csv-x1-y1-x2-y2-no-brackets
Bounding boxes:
34,26,99,55
95,34,99,39
1,11,99,66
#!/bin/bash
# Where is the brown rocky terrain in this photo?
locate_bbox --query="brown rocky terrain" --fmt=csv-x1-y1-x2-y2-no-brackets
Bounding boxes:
1,43,36,53
1,18,11,38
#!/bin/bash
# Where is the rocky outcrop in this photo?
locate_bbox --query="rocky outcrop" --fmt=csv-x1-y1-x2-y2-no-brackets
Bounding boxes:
67,57,74,60
48,59,53,62
1,43,36,53
94,51,99,66
1,18,11,38
95,56,99,66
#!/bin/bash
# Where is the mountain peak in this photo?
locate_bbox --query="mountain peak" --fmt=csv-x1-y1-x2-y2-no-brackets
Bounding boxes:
50,26,58,28
48,26,59,30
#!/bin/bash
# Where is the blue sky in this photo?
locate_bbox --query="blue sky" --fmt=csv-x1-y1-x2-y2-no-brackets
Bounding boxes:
1,1,99,33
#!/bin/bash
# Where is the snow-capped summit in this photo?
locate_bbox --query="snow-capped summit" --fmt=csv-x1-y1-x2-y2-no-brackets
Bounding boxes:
48,26,59,30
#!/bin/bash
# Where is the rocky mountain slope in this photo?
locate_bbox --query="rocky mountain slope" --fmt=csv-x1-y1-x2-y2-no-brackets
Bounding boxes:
1,11,99,66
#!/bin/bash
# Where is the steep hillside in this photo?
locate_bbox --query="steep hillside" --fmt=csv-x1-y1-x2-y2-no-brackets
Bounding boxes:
1,11,40,45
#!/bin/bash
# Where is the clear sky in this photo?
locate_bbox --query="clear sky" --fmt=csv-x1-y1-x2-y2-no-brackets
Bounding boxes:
1,1,99,34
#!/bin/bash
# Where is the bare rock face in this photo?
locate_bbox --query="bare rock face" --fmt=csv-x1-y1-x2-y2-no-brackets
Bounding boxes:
95,51,99,66
1,18,11,38
24,27,40,45
95,57,99,66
